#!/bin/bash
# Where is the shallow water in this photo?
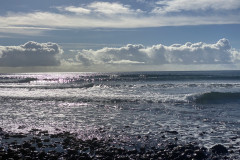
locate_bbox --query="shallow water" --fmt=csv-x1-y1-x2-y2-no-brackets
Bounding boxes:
0,71,240,158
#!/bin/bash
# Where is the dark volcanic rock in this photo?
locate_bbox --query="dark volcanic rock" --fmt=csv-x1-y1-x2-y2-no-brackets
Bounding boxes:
166,130,178,134
193,149,208,160
0,128,236,160
11,133,27,138
22,142,32,148
211,144,228,154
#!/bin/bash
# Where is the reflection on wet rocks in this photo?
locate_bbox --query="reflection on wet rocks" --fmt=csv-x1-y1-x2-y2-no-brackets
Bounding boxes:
0,128,233,160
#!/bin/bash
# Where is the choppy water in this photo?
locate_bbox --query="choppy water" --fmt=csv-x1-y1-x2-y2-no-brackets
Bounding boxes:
0,71,240,157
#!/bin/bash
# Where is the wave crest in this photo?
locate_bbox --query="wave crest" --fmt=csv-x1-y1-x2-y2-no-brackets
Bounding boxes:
194,92,240,104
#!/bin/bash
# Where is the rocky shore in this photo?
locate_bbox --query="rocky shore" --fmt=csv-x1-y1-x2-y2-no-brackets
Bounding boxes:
0,127,236,160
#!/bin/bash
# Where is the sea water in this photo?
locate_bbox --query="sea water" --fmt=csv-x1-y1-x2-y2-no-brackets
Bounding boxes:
0,71,239,157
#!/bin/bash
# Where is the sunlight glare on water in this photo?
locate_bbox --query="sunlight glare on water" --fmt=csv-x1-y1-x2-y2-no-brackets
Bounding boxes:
0,71,240,158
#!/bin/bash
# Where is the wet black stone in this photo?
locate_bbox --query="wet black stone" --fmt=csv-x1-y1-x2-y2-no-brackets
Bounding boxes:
48,143,57,148
37,152,46,159
43,138,50,142
229,150,234,154
140,147,146,153
127,149,138,155
83,147,89,152
229,136,238,141
20,148,30,155
116,155,129,160
50,134,58,138
29,146,36,151
22,142,31,148
63,137,72,146
212,156,220,160
200,147,207,152
36,143,43,148
39,130,48,134
78,153,91,159
18,125,26,129
101,151,114,157
211,144,228,154
55,128,61,131
166,130,179,134
175,145,186,152
193,150,207,160
30,128,40,132
117,147,126,155
0,127,235,160
11,133,26,138
67,148,78,155
184,149,194,155
34,138,42,143
166,143,177,150
169,150,181,159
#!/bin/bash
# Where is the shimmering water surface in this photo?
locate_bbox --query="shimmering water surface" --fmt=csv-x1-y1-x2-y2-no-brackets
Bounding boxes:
0,71,240,157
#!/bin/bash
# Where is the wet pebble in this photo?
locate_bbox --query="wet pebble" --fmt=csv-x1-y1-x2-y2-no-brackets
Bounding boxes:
211,144,228,154
0,128,236,160
22,142,31,148
166,130,178,134
43,138,50,142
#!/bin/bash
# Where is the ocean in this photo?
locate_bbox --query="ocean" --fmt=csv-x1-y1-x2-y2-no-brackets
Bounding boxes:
0,70,240,159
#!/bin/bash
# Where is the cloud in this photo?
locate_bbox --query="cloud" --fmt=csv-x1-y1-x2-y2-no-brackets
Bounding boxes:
1,11,239,36
1,39,239,72
0,41,63,67
108,60,145,64
88,2,133,15
74,38,239,66
55,1,142,19
62,6,91,14
0,26,58,36
59,2,141,15
154,0,240,14
1,1,240,35
75,44,148,65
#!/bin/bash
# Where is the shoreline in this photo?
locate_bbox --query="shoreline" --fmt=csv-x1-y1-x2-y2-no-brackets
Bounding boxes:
0,128,233,160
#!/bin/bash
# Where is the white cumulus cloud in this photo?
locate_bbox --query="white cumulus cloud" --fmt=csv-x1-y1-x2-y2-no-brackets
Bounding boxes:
75,44,148,65
0,41,63,67
74,38,239,66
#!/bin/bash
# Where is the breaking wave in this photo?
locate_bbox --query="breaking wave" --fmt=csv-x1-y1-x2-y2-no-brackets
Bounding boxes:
0,94,191,104
1,91,240,105
193,92,240,104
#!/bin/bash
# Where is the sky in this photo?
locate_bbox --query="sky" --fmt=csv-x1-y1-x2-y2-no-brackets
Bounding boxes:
0,0,240,72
